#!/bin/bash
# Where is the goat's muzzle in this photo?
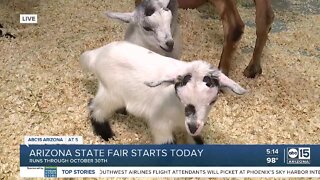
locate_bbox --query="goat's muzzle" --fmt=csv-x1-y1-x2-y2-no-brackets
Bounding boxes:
186,121,203,136
161,40,174,52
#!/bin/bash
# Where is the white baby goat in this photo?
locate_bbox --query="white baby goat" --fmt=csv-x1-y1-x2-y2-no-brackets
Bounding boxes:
80,41,247,144
106,0,181,59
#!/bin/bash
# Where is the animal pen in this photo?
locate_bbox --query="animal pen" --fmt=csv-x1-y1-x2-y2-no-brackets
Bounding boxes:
0,0,319,178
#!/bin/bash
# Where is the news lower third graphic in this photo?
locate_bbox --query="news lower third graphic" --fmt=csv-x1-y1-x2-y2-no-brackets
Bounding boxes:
20,136,320,178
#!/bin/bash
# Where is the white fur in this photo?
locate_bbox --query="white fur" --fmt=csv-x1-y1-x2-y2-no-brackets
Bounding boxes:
106,0,181,59
81,41,247,144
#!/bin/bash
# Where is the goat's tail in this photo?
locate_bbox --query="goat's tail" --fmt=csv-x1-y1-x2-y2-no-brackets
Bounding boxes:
80,50,97,73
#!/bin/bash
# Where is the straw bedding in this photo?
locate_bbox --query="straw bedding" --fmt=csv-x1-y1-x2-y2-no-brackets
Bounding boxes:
0,0,319,178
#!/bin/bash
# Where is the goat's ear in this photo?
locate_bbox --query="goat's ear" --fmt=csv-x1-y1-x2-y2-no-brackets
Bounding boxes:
218,73,247,95
144,79,175,88
144,66,191,88
144,73,192,88
105,12,134,23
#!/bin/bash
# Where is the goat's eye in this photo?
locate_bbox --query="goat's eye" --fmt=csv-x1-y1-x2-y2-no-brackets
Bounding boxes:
143,26,153,31
203,75,219,87
185,104,196,117
175,74,192,90
145,7,155,16
212,78,219,87
182,74,192,86
203,76,213,87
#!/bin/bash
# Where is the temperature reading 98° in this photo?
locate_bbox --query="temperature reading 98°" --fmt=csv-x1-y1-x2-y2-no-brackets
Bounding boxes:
266,148,279,164
266,157,279,164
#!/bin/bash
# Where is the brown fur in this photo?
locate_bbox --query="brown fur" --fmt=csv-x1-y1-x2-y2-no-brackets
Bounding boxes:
135,0,274,78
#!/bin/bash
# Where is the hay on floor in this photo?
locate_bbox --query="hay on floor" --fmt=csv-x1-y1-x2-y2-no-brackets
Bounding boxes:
0,0,319,178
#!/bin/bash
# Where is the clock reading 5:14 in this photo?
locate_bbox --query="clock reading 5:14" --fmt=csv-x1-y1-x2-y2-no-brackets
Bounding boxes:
266,149,279,155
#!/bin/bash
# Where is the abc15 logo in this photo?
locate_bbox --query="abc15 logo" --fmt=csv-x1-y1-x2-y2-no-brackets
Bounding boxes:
287,147,311,160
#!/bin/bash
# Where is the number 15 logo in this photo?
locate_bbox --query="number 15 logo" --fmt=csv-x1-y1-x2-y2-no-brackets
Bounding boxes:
298,148,310,159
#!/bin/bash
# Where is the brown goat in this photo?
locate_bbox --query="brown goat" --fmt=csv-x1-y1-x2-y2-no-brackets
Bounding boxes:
135,0,274,78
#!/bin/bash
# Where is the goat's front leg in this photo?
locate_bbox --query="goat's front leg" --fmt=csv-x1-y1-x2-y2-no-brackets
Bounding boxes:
210,0,245,76
89,85,124,141
149,120,176,144
243,0,274,78
177,0,244,76
186,134,204,144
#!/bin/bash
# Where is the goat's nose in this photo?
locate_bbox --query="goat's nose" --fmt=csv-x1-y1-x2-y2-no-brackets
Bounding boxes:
165,40,174,52
187,123,198,134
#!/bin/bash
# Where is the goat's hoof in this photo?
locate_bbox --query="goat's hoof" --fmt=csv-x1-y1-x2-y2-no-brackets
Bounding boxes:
193,136,204,145
164,139,177,144
164,141,176,144
90,119,115,141
243,65,262,78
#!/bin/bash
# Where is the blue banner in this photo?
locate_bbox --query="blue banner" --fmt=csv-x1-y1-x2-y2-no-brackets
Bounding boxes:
20,145,320,167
